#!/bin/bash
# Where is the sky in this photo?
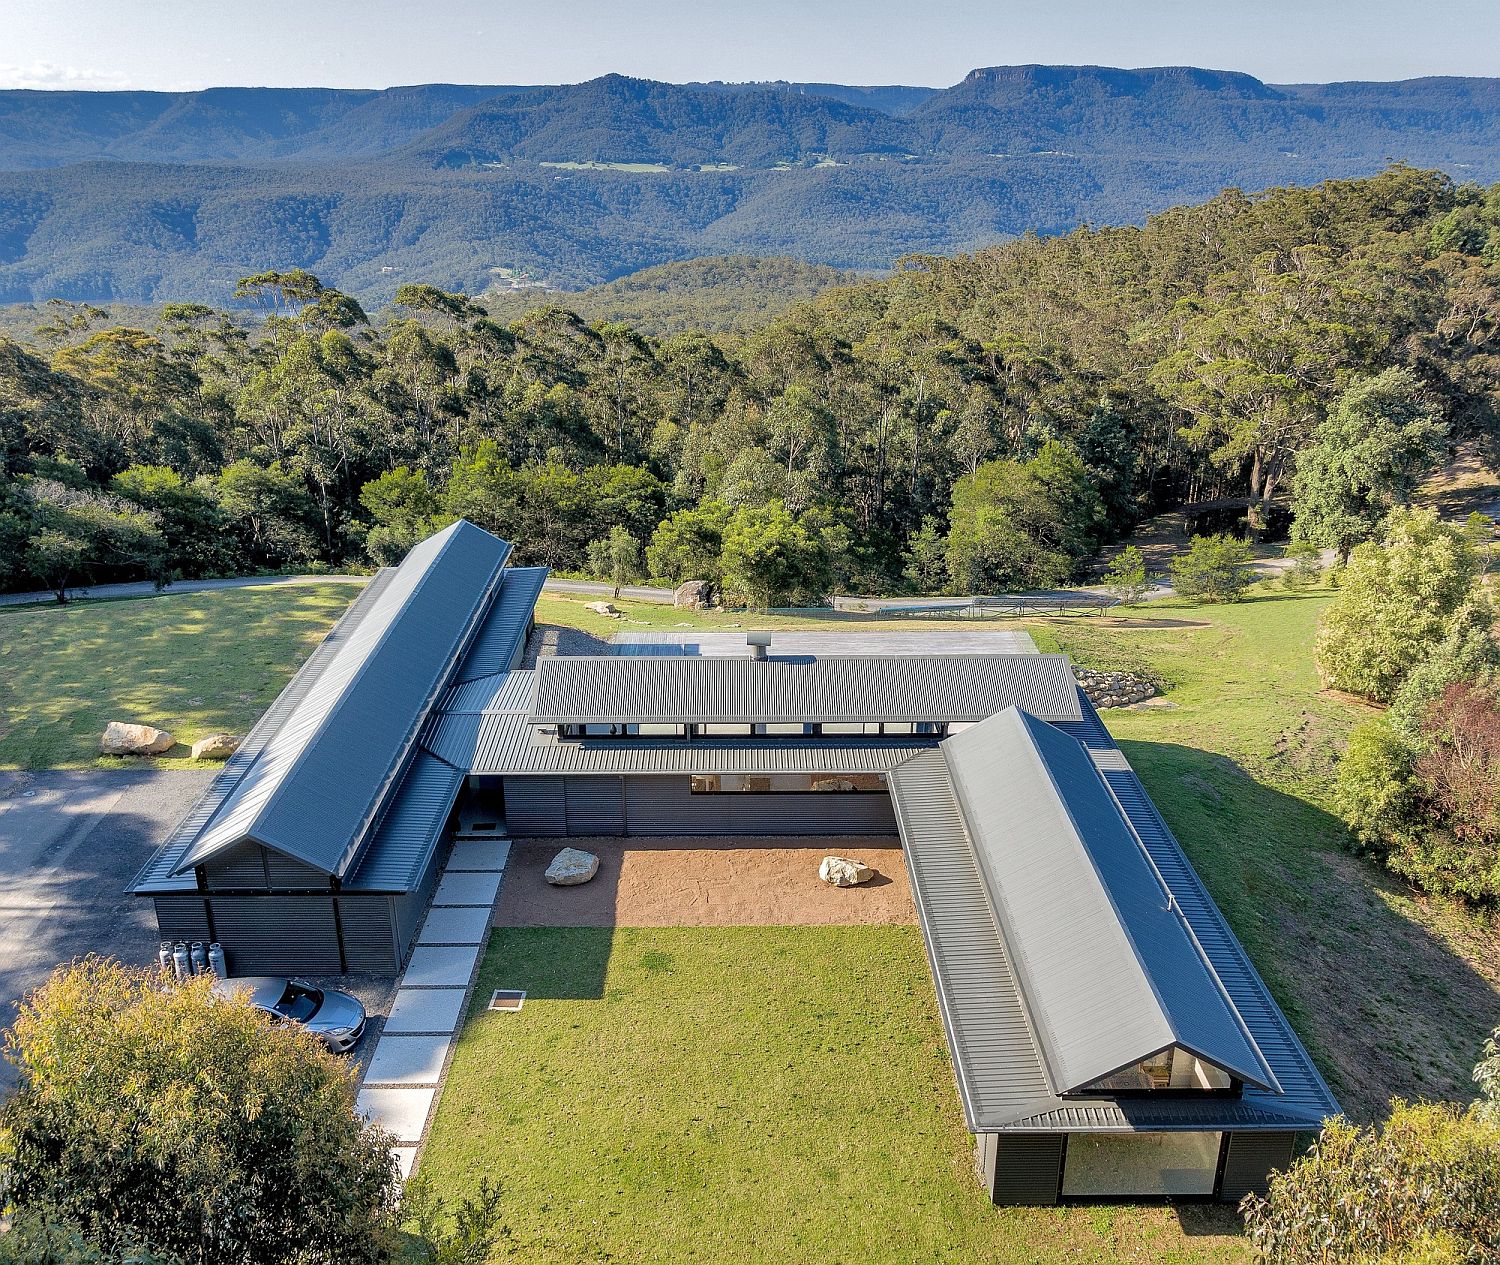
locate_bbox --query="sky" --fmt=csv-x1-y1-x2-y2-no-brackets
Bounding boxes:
1,0,1496,93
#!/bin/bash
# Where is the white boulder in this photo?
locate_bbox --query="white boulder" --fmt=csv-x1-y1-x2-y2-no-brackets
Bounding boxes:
100,722,175,756
819,855,874,887
545,847,600,886
585,600,621,617
191,733,243,760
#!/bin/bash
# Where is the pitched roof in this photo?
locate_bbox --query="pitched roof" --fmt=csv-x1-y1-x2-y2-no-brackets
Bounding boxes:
943,707,1276,1095
888,701,1338,1133
170,520,512,878
528,653,1082,726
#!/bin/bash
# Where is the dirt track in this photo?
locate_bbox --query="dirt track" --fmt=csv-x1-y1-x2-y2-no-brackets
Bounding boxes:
495,837,914,928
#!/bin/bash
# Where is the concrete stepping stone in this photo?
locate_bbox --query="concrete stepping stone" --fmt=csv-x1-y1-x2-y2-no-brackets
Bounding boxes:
384,987,466,1034
403,944,482,988
357,1085,435,1143
418,904,492,945
392,1146,418,1180
364,1034,452,1086
432,869,502,907
448,839,510,871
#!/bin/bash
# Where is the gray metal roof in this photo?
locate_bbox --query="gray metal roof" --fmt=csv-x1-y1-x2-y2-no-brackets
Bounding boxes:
345,750,466,892
453,566,547,683
528,653,1081,726
130,566,400,894
943,707,1276,1095
611,630,1039,656
889,696,1339,1133
169,520,512,879
424,670,931,775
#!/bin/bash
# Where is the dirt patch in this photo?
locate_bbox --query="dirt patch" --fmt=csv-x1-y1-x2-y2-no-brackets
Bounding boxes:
496,837,914,928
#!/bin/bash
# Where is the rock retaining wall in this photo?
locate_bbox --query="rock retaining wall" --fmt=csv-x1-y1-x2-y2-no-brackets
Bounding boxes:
1075,668,1158,709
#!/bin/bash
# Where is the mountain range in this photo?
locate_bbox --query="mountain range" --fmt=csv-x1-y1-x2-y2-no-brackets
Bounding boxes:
0,66,1497,304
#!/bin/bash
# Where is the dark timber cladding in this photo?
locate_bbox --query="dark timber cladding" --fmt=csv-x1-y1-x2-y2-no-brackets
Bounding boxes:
528,653,1082,725
130,520,541,976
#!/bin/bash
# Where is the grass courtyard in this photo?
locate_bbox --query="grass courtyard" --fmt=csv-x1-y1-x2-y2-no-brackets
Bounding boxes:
421,925,1246,1265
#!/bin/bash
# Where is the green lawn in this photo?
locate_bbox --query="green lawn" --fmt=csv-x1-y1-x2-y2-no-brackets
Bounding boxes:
1042,591,1500,1119
0,583,358,769
422,926,1246,1265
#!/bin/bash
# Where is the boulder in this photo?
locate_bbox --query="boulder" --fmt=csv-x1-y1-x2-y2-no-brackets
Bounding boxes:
191,733,243,761
100,721,175,756
545,847,600,886
819,855,874,887
585,600,621,617
674,579,713,610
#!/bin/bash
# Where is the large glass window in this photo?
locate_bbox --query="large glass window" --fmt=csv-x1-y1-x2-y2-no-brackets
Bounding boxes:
1080,1048,1234,1094
1062,1132,1222,1198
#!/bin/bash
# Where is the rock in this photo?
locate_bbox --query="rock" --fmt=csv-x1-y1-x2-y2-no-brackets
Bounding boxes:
545,847,600,886
810,777,856,792
674,579,713,610
584,600,622,617
100,721,175,756
191,733,243,760
819,855,874,887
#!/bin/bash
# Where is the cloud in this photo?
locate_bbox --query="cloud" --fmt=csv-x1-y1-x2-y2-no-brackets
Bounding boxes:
0,61,136,91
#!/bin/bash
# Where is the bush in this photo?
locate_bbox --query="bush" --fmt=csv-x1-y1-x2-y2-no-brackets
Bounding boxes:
1315,508,1481,702
1169,533,1253,602
1101,544,1150,606
1,959,399,1265
1279,540,1324,590
1241,1102,1500,1263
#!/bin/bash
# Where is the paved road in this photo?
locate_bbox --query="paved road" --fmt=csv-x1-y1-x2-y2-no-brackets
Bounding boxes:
0,572,678,608
0,768,213,1089
0,573,368,608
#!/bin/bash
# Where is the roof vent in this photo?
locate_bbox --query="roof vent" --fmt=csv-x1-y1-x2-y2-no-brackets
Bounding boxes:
747,631,771,661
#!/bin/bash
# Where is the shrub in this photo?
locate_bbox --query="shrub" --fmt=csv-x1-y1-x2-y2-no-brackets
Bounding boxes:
1279,540,1324,590
1169,534,1253,602
1314,508,1481,702
1241,1102,1500,1263
1,959,399,1265
1101,544,1150,606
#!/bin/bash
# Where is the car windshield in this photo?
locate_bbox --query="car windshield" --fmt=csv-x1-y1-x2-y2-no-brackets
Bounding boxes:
272,982,322,1023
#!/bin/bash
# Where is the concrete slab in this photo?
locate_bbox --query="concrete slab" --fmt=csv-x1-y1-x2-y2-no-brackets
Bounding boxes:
384,987,467,1034
403,944,481,988
447,839,511,871
392,1146,418,1181
418,905,493,945
364,1034,452,1086
357,1085,435,1143
432,869,502,907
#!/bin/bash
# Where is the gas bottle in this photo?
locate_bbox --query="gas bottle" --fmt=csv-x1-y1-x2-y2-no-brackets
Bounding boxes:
207,942,227,978
172,943,190,981
189,942,207,975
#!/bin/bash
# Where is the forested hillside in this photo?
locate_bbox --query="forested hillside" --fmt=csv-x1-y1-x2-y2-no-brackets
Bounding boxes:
1,68,1499,301
3,167,1497,612
481,256,859,333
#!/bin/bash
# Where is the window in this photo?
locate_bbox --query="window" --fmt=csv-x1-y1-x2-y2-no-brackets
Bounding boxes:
1062,1132,1223,1198
1079,1048,1235,1095
689,773,887,794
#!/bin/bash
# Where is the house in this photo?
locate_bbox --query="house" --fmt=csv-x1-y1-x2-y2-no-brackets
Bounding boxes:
132,519,1337,1203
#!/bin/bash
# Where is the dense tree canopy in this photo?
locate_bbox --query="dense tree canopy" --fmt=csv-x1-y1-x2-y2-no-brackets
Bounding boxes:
1,168,1499,603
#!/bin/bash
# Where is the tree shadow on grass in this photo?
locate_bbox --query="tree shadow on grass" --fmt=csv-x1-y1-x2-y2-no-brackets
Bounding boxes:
471,925,615,1003
1119,738,1500,1123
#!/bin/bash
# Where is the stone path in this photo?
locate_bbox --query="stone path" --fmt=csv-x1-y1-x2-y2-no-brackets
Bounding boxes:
355,835,510,1180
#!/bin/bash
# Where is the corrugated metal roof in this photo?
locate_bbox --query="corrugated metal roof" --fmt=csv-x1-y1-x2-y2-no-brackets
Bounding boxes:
344,750,466,892
169,520,512,878
453,566,547,683
130,567,399,894
611,630,1039,656
890,692,1339,1133
425,668,935,775
529,653,1082,725
943,708,1276,1095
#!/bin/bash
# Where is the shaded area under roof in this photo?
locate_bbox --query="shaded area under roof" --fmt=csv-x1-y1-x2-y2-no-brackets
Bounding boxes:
889,695,1338,1133
169,520,512,879
944,708,1276,1095
528,653,1082,726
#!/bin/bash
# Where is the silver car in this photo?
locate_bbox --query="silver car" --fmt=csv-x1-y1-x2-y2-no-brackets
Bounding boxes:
212,976,366,1053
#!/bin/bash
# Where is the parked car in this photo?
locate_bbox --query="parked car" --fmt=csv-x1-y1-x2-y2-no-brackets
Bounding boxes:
212,976,366,1053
